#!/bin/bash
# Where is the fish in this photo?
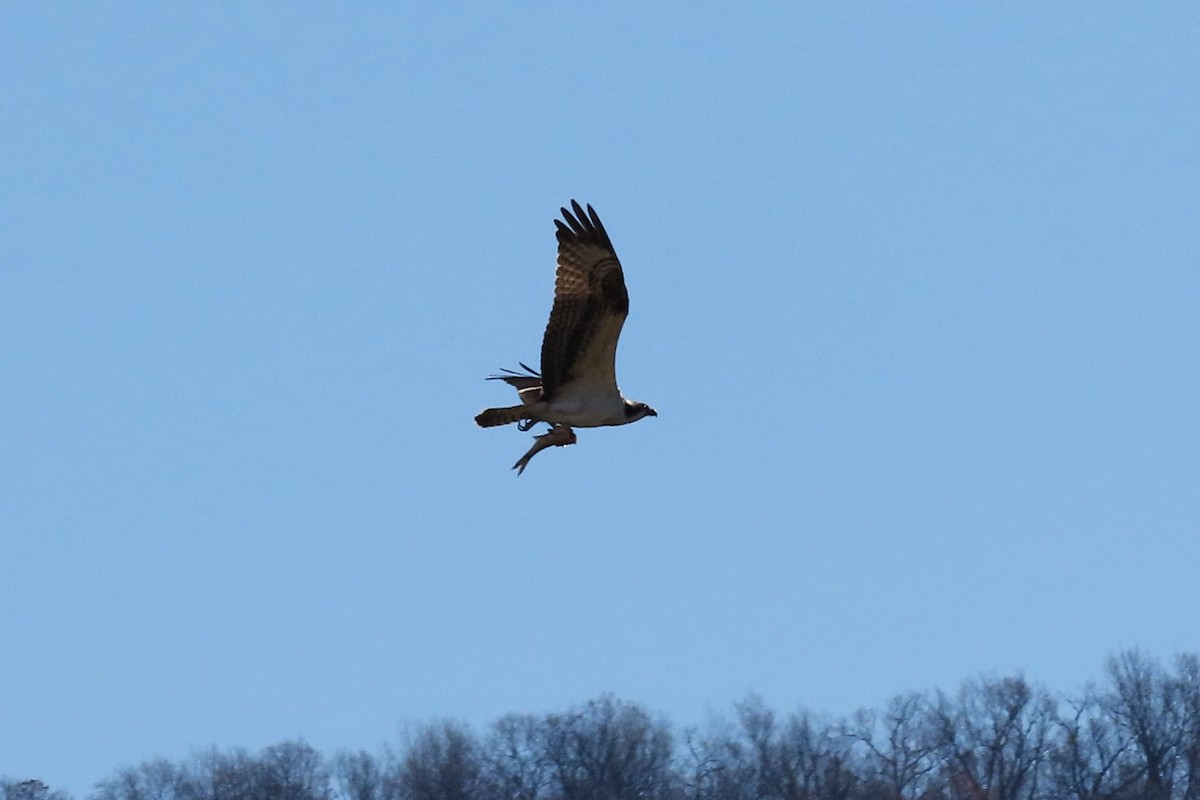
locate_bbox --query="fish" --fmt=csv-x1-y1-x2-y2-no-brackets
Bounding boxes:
512,423,577,475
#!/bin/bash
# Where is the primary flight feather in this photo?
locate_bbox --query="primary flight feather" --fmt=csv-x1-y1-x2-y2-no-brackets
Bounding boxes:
475,201,657,474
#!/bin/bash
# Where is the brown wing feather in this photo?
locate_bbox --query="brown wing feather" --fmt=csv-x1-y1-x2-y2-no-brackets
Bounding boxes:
539,201,629,400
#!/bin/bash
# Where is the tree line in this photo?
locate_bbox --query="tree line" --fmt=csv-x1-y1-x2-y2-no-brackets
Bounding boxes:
6,648,1200,800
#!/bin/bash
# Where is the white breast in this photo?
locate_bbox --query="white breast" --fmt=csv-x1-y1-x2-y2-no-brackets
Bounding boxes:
543,387,626,427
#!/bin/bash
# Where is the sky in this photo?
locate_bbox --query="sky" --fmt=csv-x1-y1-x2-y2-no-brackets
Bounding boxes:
2,3,1198,795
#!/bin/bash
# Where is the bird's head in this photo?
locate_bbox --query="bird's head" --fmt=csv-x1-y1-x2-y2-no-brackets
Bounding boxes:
623,401,658,423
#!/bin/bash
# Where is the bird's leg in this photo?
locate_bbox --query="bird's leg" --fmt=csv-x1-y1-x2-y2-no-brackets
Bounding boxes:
512,424,577,475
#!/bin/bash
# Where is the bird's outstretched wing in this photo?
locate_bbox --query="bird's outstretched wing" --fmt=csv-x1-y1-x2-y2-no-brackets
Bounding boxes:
539,201,629,401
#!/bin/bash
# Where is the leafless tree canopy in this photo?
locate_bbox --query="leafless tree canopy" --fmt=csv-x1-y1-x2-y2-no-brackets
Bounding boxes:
14,649,1200,800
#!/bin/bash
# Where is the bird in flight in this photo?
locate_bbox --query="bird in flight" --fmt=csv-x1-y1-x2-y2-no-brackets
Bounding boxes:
475,200,657,474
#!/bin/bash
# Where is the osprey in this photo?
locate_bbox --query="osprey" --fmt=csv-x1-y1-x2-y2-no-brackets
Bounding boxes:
475,200,657,474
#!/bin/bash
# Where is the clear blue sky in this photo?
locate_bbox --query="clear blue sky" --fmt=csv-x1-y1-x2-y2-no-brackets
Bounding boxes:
3,3,1198,795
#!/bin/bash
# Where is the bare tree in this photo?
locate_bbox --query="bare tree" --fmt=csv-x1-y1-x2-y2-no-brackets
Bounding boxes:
91,759,183,800
257,742,331,800
1174,654,1200,800
52,653,1200,800
1101,650,1186,800
678,712,758,800
772,711,857,800
1044,689,1143,800
541,695,676,800
93,742,331,800
927,676,1053,800
683,696,857,800
736,695,783,800
333,751,401,800
850,692,937,800
398,721,481,800
0,780,70,800
478,714,551,800
175,749,259,800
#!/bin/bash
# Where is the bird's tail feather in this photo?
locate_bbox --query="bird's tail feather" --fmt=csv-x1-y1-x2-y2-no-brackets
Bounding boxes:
475,404,529,428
